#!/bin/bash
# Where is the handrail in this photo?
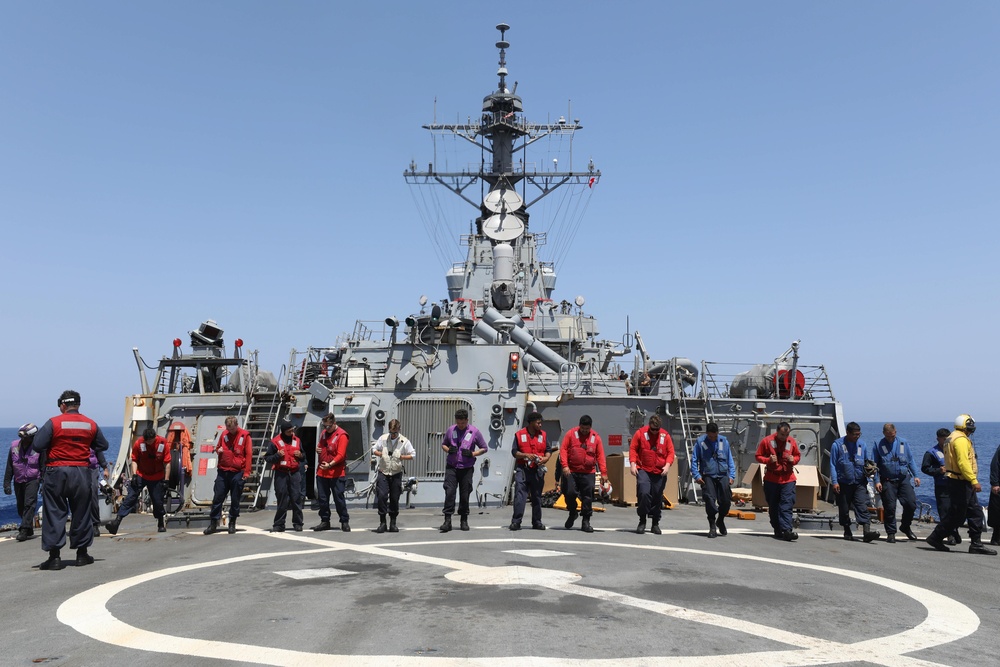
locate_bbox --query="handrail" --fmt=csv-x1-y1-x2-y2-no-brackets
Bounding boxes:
699,361,835,401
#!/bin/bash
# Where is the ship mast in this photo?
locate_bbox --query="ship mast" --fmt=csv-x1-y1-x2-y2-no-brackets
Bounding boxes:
404,23,600,213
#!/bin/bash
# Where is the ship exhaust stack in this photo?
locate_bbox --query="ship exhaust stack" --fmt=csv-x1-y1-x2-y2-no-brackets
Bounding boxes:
482,307,571,373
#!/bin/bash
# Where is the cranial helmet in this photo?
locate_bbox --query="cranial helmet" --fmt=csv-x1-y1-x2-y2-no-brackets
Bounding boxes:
954,414,976,434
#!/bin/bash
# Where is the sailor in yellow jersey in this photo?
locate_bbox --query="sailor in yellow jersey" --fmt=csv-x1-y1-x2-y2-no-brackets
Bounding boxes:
925,415,997,554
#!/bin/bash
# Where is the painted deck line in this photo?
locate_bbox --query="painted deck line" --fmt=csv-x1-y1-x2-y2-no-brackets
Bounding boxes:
56,529,977,667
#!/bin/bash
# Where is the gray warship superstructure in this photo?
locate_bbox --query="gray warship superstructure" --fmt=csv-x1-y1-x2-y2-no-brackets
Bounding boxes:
113,24,846,518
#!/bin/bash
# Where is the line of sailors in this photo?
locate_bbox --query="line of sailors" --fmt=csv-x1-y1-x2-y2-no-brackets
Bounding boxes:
474,411,677,535
199,408,679,537
827,416,997,554
189,411,1000,548
13,393,1000,570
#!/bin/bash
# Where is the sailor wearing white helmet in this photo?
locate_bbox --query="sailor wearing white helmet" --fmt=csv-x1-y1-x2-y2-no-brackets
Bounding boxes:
4,423,42,542
925,415,996,555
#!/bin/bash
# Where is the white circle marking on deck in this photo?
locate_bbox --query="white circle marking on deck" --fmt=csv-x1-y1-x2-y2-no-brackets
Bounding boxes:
57,528,978,667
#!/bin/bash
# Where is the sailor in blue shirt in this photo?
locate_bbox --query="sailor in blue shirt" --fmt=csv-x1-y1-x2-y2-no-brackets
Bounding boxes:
874,423,921,543
920,428,961,545
829,421,880,543
690,423,736,538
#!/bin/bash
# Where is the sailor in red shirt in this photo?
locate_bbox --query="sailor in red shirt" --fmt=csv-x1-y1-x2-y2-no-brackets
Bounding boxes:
203,415,253,535
264,420,304,532
629,414,675,535
559,415,607,533
509,411,551,530
313,412,351,532
755,421,801,541
107,427,171,535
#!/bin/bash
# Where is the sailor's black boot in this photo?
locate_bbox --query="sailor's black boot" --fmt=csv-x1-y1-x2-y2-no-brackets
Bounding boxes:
439,516,452,533
565,511,578,530
844,527,857,541
863,526,880,543
781,530,799,541
708,519,718,539
203,520,219,535
901,525,918,541
716,516,728,536
388,515,399,533
340,522,351,532
990,530,1000,546
157,517,166,533
886,533,896,544
16,528,30,542
460,515,470,531
926,534,950,551
106,515,122,535
228,518,237,534
636,520,646,535
311,521,331,532
92,522,101,537
376,516,387,534
39,549,62,571
76,548,94,566
581,518,594,533
650,522,662,535
969,542,998,556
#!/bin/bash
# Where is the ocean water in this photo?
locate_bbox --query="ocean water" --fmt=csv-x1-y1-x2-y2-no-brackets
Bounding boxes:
0,425,124,528
1,423,997,527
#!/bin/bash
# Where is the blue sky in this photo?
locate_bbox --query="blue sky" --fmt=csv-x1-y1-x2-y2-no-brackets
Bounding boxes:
2,3,998,427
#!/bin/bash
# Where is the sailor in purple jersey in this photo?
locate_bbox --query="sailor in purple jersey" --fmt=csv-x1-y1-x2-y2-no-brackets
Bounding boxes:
4,423,42,542
439,408,487,532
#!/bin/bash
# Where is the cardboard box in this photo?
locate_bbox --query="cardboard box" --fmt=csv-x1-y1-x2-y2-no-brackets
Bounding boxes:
606,454,636,505
740,464,820,510
543,454,560,493
664,463,679,508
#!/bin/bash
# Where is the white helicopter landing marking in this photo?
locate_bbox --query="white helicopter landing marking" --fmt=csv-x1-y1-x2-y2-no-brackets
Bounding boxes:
58,528,978,666
502,548,575,558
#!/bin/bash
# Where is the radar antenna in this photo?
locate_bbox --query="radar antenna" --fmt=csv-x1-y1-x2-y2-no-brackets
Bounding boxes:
496,23,510,93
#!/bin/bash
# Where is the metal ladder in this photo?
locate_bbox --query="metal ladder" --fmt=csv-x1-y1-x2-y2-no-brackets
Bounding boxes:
239,391,283,511
676,389,704,504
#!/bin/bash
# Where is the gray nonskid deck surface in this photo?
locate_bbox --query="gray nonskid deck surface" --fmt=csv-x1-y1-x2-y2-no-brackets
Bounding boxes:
1,503,996,666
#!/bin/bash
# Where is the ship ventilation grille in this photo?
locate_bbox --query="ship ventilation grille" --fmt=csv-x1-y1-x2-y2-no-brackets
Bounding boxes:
398,398,474,479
